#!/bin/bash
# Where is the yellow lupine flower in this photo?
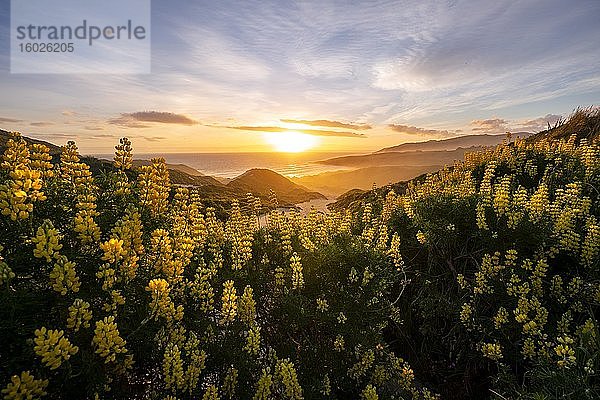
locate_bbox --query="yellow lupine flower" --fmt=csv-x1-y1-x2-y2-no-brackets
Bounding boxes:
244,325,261,356
1,371,48,400
67,299,92,332
316,298,329,312
334,335,345,351
0,133,46,220
223,367,238,399
253,369,273,400
163,343,185,390
416,230,426,244
33,327,79,370
32,220,62,262
275,359,303,400
349,349,375,379
202,385,219,400
480,342,503,361
146,279,183,322
494,307,509,329
113,137,133,171
74,209,101,243
137,157,170,216
361,384,379,400
0,245,15,285
219,280,237,325
92,316,128,364
555,335,576,368
100,238,125,264
290,253,304,290
49,255,80,295
238,285,256,325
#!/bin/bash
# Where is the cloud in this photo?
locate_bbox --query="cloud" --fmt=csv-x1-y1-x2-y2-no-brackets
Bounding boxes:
388,124,454,137
61,110,77,117
108,117,150,128
28,132,79,141
84,126,104,131
470,118,509,133
0,117,23,123
226,125,366,138
90,134,115,139
108,111,198,128
281,119,372,130
143,136,167,142
30,122,54,127
519,114,562,131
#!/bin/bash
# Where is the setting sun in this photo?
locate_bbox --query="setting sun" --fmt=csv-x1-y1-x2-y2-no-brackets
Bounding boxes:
263,130,319,152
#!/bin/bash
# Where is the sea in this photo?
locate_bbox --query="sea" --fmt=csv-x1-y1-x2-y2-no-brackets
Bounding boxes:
93,152,356,179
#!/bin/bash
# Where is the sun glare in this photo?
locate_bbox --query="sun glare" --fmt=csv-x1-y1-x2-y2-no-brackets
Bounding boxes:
263,130,319,152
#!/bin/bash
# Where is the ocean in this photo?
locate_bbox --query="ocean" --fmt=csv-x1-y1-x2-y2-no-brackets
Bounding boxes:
93,152,357,178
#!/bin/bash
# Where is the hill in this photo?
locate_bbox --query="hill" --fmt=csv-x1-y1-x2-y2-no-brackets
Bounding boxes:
319,146,483,168
294,134,530,197
293,165,440,197
0,129,62,155
228,168,326,203
376,132,531,153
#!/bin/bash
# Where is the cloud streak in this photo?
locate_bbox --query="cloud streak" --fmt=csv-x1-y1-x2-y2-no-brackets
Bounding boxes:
519,114,563,132
226,125,366,138
281,119,372,130
470,118,509,134
0,117,23,123
108,111,198,128
388,124,455,137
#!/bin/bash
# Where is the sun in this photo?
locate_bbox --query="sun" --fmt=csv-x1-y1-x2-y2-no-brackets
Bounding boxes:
263,130,319,152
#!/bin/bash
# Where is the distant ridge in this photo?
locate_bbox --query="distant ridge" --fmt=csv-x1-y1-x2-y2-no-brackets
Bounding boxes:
319,147,483,168
376,132,532,153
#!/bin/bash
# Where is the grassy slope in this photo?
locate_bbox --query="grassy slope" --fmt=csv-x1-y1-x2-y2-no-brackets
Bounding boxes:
527,106,600,143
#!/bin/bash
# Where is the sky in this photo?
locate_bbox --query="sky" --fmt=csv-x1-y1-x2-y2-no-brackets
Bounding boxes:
1,0,599,154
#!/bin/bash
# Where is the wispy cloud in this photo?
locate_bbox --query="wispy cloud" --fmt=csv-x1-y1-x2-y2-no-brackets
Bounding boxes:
519,114,563,132
0,117,23,123
108,117,150,128
388,124,455,137
281,119,372,130
89,134,115,139
227,125,366,138
470,118,509,133
143,136,167,142
30,122,54,127
109,111,198,128
28,132,79,141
